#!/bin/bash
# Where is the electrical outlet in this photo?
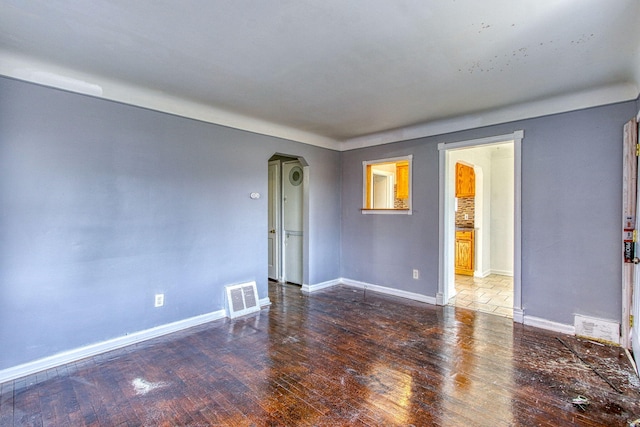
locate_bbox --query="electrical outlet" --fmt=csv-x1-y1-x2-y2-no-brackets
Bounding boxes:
464,213,469,220
412,269,419,279
154,293,164,307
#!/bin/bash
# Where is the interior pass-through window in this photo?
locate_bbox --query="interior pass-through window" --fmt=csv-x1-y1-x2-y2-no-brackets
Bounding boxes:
362,155,412,214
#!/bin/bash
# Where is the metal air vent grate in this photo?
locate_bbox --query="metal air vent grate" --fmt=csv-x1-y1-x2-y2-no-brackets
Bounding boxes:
225,281,260,319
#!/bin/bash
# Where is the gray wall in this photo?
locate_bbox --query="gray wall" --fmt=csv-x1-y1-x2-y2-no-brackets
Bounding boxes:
0,77,341,369
342,101,637,325
341,141,441,294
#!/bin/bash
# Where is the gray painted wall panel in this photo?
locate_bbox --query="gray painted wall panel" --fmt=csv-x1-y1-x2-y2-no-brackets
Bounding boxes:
341,102,636,325
521,106,627,323
0,77,341,369
341,140,440,295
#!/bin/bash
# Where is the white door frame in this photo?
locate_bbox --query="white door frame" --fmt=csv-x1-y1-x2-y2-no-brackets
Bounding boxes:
268,155,309,286
268,160,281,281
633,155,640,368
437,130,524,323
631,114,640,365
371,169,395,209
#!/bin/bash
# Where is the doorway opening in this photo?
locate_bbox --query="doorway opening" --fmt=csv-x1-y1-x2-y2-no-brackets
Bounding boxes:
437,131,524,322
268,154,308,286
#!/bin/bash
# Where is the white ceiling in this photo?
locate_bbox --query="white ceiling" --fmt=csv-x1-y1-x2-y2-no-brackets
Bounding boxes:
1,0,639,150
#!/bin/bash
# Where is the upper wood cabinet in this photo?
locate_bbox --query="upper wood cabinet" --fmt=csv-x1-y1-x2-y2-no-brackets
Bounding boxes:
395,161,409,200
455,162,475,198
362,155,413,213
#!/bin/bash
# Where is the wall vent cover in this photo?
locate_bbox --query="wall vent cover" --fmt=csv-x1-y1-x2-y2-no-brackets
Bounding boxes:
225,281,260,318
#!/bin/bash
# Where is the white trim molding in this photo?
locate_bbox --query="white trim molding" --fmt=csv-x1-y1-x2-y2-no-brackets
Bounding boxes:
491,269,514,277
302,278,438,306
301,279,341,293
3,51,635,153
341,278,437,305
0,300,270,384
474,270,492,279
259,297,272,307
0,51,341,151
513,308,524,324
523,316,575,336
343,85,637,150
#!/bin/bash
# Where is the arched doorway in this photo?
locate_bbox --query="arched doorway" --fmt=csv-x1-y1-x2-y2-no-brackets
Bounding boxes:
268,154,308,286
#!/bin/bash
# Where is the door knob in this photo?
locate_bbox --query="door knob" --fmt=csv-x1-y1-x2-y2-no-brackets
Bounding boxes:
269,229,276,233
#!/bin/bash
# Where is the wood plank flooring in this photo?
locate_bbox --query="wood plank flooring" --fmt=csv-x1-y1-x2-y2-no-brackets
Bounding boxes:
1,282,639,426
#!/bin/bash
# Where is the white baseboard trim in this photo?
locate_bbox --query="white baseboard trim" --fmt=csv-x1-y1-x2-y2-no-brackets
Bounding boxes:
259,297,272,307
341,278,437,305
474,270,491,278
0,308,229,384
523,315,575,335
513,308,524,323
491,269,514,277
301,278,341,293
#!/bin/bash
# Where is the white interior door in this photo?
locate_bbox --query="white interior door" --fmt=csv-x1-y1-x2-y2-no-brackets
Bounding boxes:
372,171,394,209
283,160,303,285
268,160,280,280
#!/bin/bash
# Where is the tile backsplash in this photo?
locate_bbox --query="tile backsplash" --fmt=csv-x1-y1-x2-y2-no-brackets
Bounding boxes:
456,196,475,228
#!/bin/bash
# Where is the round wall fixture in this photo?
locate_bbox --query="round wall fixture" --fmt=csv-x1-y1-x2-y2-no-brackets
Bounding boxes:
289,166,303,186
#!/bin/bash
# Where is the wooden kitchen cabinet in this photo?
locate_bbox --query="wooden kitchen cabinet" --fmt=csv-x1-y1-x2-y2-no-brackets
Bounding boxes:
455,230,474,276
455,163,475,198
395,161,409,199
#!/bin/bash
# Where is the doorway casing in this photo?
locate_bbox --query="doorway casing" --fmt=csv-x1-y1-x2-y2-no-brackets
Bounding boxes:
268,154,309,286
437,130,524,322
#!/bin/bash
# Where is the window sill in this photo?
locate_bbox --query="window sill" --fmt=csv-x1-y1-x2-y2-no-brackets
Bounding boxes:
361,209,412,215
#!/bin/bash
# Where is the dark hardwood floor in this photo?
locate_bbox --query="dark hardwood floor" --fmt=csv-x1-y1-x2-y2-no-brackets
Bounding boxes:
1,282,639,426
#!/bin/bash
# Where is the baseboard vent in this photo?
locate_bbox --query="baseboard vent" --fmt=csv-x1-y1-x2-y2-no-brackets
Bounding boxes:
574,314,620,345
225,281,260,318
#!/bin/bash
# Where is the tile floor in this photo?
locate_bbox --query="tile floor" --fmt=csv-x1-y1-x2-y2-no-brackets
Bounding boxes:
449,274,514,318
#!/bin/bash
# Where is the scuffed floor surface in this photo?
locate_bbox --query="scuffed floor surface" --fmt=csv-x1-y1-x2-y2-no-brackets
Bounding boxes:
1,283,639,426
